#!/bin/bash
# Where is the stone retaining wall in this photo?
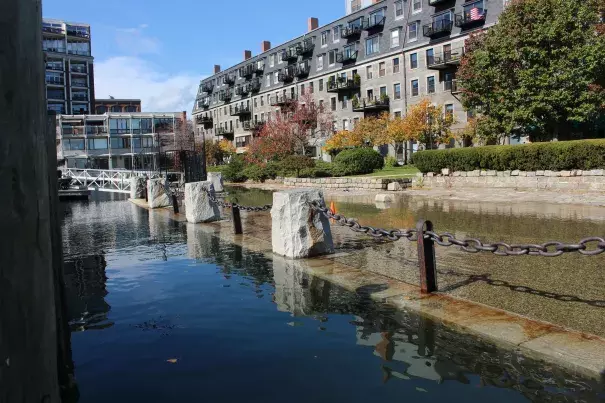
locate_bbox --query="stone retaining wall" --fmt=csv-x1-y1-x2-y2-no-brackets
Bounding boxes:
415,169,605,191
283,176,412,190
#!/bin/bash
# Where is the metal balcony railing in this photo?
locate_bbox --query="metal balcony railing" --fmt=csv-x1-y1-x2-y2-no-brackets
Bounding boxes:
363,15,386,30
230,105,251,116
281,48,299,62
202,82,214,93
241,65,254,79
341,24,363,38
278,68,296,83
270,94,297,107
224,75,236,86
352,96,390,112
46,77,64,85
250,79,262,92
254,63,265,74
327,78,360,93
449,79,461,94
216,127,234,137
219,91,232,102
66,30,90,39
426,48,465,69
235,85,250,96
197,116,213,126
423,20,453,38
296,62,311,77
296,39,315,56
42,26,64,35
86,126,108,135
455,8,487,28
336,51,358,64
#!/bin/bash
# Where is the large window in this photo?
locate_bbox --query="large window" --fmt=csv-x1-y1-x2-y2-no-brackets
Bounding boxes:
71,104,88,114
48,103,65,114
46,59,63,71
87,138,108,150
445,104,454,120
427,76,436,94
328,50,336,65
154,117,174,133
379,62,386,77
391,29,400,47
413,0,422,13
394,0,404,18
426,48,434,66
110,138,130,149
411,79,419,96
408,22,419,42
67,41,90,56
43,38,65,53
321,30,329,46
393,57,400,73
47,89,64,100
71,77,87,87
317,54,324,70
125,105,138,112
365,36,379,56
132,118,152,134
394,83,401,100
410,53,418,69
109,118,130,135
63,139,84,150
46,71,64,85
366,65,373,80
333,26,340,42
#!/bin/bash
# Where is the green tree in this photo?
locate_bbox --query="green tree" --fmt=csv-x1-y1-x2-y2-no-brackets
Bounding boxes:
458,0,605,141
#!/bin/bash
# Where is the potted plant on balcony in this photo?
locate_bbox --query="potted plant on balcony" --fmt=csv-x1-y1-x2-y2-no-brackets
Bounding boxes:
353,74,361,87
327,76,335,88
352,95,360,109
380,93,389,103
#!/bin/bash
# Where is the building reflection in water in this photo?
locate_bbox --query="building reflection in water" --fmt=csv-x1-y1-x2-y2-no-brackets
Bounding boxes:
63,254,112,331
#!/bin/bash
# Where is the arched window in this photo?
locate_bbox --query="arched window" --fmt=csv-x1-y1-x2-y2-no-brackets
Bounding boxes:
96,106,107,114
111,105,122,112
125,105,137,112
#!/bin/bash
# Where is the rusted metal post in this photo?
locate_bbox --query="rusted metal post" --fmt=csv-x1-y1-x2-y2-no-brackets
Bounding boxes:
416,219,437,293
144,183,148,202
232,206,243,235
171,194,179,214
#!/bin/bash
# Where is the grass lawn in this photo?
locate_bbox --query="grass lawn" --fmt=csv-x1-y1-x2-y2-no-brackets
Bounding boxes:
354,165,420,178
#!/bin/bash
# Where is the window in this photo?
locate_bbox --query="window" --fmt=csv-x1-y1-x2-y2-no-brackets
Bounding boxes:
328,50,336,65
353,117,360,127
445,104,454,120
413,0,422,13
254,98,258,107
366,65,373,80
343,119,349,131
410,53,418,69
408,22,418,42
394,83,401,100
342,95,348,109
63,139,84,150
427,76,436,94
125,105,137,112
467,108,476,120
87,138,108,150
270,53,275,67
266,75,271,87
309,82,314,94
261,96,265,106
321,30,329,46
333,26,340,42
444,72,455,91
331,97,337,111
300,84,305,95
317,54,324,70
391,29,400,47
394,0,404,18
394,111,402,118
277,51,283,64
110,138,130,149
319,79,324,91
411,79,419,96
274,71,279,84
365,36,379,56
426,48,434,66
380,86,387,97
319,100,324,110
393,57,400,73
379,62,386,77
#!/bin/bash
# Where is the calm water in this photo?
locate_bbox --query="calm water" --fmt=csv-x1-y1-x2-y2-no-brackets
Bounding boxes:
62,192,604,402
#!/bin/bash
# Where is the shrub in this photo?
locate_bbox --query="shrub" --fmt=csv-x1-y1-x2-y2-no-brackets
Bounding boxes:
384,156,398,168
263,161,280,179
412,140,605,173
242,164,268,182
222,155,247,182
333,148,384,175
277,155,315,177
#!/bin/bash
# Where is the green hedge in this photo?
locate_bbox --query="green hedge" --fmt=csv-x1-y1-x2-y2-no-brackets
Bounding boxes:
333,148,384,175
412,140,605,173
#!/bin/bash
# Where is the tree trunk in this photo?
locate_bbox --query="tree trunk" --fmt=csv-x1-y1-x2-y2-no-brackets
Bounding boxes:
0,1,63,401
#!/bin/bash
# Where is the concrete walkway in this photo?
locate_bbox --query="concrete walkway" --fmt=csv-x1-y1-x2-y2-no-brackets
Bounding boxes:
130,198,605,379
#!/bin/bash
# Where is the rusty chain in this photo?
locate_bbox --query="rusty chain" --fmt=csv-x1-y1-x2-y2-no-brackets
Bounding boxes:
205,189,272,212
308,201,605,257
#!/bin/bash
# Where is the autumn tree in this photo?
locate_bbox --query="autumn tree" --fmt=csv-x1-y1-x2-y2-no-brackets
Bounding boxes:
323,113,389,153
458,0,605,141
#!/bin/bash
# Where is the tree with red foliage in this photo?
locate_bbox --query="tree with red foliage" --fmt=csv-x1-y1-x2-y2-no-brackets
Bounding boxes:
246,92,334,164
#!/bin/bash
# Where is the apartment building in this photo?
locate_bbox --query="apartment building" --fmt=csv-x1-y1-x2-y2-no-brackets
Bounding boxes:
192,0,501,159
95,98,142,114
43,18,94,115
56,112,186,170
347,0,375,15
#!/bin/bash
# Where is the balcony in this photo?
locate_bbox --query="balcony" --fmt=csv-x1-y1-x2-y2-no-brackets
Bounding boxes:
296,39,315,56
219,91,232,102
363,15,386,31
427,48,464,69
202,82,214,93
327,77,360,93
216,127,234,138
352,96,390,112
235,84,250,96
197,115,213,127
66,30,90,39
61,126,85,136
429,0,451,5
46,63,63,71
295,61,311,78
254,63,265,75
70,65,87,74
46,77,64,85
423,19,453,38
281,48,298,62
72,94,88,101
455,6,487,28
86,126,108,135
224,75,236,86
197,99,210,109
230,105,251,116
240,65,254,79
270,94,296,107
278,67,296,83
242,120,265,133
448,79,461,94
42,26,64,35
71,80,88,88
249,78,261,92
43,47,65,53
336,50,358,64
341,24,363,39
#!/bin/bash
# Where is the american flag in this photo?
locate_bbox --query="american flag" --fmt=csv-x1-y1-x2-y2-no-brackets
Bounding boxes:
469,7,484,21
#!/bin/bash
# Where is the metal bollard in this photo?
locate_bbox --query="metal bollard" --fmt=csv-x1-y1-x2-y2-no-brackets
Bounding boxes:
171,194,179,214
416,219,437,294
232,206,243,235
144,185,148,202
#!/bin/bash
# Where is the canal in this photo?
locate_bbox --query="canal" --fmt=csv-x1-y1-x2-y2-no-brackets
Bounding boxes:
61,191,604,402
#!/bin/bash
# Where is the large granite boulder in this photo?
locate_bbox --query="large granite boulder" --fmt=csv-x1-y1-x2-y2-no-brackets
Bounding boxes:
184,181,220,223
271,189,334,259
208,172,224,192
129,176,146,199
147,178,170,209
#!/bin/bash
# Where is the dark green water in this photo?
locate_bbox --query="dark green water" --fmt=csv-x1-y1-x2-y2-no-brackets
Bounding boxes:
61,192,604,402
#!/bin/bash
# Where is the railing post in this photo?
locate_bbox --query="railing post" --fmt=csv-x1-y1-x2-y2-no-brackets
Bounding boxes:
416,219,437,294
171,194,179,214
232,206,243,235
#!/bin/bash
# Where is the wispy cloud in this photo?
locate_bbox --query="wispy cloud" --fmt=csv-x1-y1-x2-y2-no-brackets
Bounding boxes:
115,24,160,55
94,56,201,113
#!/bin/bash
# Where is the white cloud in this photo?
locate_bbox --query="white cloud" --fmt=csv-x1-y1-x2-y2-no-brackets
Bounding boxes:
94,56,202,113
115,24,160,55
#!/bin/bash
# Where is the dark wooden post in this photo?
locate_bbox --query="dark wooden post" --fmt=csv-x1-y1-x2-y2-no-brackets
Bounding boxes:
171,194,179,214
416,220,437,293
0,0,63,401
232,207,243,235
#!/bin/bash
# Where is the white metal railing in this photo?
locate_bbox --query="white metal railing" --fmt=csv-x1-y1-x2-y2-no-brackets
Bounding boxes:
61,168,183,194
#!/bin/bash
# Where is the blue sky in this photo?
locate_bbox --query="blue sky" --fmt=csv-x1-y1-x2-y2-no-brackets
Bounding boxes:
43,0,345,113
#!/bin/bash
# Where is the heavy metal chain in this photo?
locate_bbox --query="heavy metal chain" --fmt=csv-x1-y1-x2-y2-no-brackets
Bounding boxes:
309,201,605,257
309,201,417,241
205,189,272,212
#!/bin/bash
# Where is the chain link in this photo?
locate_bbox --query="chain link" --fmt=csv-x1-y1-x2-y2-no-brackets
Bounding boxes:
205,189,272,212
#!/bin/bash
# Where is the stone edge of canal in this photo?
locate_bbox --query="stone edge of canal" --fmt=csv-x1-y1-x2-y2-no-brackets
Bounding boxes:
129,198,605,380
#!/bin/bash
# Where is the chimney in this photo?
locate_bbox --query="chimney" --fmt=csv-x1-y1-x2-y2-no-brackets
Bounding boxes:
213,65,221,74
244,50,252,60
261,41,271,53
307,17,319,32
